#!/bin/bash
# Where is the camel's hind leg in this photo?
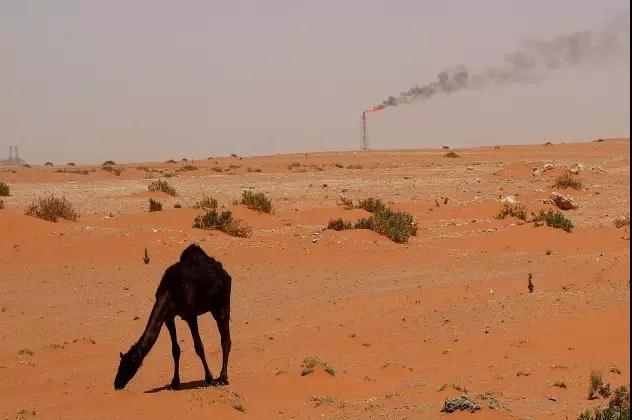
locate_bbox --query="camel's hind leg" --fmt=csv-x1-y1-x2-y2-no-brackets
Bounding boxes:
185,317,213,385
165,317,180,390
211,310,231,386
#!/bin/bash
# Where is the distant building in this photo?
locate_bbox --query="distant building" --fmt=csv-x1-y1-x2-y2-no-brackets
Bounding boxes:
0,145,25,166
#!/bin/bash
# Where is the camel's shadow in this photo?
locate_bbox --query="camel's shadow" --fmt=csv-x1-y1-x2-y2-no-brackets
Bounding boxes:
145,380,208,393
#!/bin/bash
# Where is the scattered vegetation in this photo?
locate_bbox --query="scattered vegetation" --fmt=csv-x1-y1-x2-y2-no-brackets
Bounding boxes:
334,163,344,168
0,200,4,210
23,164,32,168
580,385,629,420
533,209,574,232
357,197,387,214
346,164,363,169
45,161,53,166
18,348,34,356
0,182,9,196
148,179,177,196
544,141,553,146
247,167,262,173
230,153,238,157
338,196,354,210
165,159,177,164
554,381,568,389
143,247,150,264
301,357,335,376
310,396,335,407
614,214,630,228
193,209,251,237
327,218,352,231
25,195,78,222
588,371,612,400
496,203,528,221
67,162,76,166
174,203,182,208
354,207,417,243
176,165,197,172
528,273,534,293
102,165,123,176
232,404,246,413
552,172,583,190
210,167,224,173
240,191,272,213
56,168,90,175
445,150,459,158
149,198,162,212
193,195,218,210
102,160,116,166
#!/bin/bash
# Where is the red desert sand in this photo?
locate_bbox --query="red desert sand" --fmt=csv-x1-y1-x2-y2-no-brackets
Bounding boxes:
0,139,629,419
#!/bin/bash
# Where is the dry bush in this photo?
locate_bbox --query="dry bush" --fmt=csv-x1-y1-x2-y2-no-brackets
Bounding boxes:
149,198,162,212
176,165,197,172
241,191,272,213
355,208,417,243
533,209,573,232
193,195,218,210
0,182,9,196
445,150,459,158
357,197,387,213
614,214,630,228
148,180,176,196
552,172,582,190
25,195,78,222
0,200,4,210
301,357,335,376
496,204,528,221
102,160,116,166
193,209,251,237
327,218,352,231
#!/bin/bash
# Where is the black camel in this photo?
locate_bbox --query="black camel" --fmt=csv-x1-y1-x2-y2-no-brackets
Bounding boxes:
114,244,232,390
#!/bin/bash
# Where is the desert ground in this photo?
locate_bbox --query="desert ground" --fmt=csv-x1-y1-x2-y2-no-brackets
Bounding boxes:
0,139,629,419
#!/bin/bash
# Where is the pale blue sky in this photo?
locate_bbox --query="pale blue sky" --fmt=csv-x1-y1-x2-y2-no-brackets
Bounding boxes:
1,1,629,163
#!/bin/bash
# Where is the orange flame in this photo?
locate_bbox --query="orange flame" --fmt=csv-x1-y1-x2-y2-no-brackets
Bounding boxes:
364,106,382,113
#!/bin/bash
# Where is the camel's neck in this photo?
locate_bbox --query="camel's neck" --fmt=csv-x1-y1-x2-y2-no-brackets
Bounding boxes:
135,293,171,357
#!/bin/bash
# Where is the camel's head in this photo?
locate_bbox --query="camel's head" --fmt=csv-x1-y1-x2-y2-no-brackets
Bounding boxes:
114,347,142,390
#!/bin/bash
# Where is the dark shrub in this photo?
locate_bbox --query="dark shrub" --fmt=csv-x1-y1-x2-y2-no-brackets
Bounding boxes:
241,191,272,213
25,195,78,222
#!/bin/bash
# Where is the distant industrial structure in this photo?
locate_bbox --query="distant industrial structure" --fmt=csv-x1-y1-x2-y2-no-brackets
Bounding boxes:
0,145,25,166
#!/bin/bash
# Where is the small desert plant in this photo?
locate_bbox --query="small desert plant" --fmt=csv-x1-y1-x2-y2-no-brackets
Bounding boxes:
334,163,344,168
67,162,76,166
240,191,272,213
230,153,238,157
288,162,301,170
102,165,123,176
588,371,613,400
552,172,583,190
102,160,116,166
193,195,218,210
0,182,9,196
174,203,182,208
346,164,363,169
165,159,177,164
22,164,32,168
357,197,387,214
247,167,262,173
442,145,450,150
327,218,352,231
25,195,78,222
580,385,629,419
355,207,417,243
193,209,251,237
149,198,162,212
445,150,459,158
177,165,197,172
554,381,568,389
301,357,335,376
148,179,176,196
544,141,553,146
496,203,528,221
310,396,335,407
338,196,354,210
614,214,630,228
18,348,34,356
528,273,534,293
45,162,53,166
57,169,90,175
533,209,574,232
143,247,150,264
210,167,224,173
232,404,246,413
0,200,4,210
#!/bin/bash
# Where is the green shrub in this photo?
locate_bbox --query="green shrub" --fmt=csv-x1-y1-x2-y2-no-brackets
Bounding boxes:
193,209,251,237
0,182,9,196
496,204,528,221
579,385,629,420
149,198,162,212
355,207,417,243
148,179,176,196
533,209,574,232
193,195,218,210
25,195,78,222
357,197,387,214
327,218,352,231
241,191,272,213
552,172,583,190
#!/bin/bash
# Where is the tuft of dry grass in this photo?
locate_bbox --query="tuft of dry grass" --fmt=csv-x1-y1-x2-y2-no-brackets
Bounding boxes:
445,150,459,158
301,357,336,376
496,204,528,221
149,198,162,212
193,195,218,210
327,218,352,231
0,182,9,196
614,214,630,228
25,195,78,222
240,191,272,213
357,197,387,214
0,200,4,210
148,179,177,196
193,209,251,237
552,172,582,190
533,209,573,232
102,165,123,176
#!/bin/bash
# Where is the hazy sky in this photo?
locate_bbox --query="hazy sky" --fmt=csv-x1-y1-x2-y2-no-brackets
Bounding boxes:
1,0,630,163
